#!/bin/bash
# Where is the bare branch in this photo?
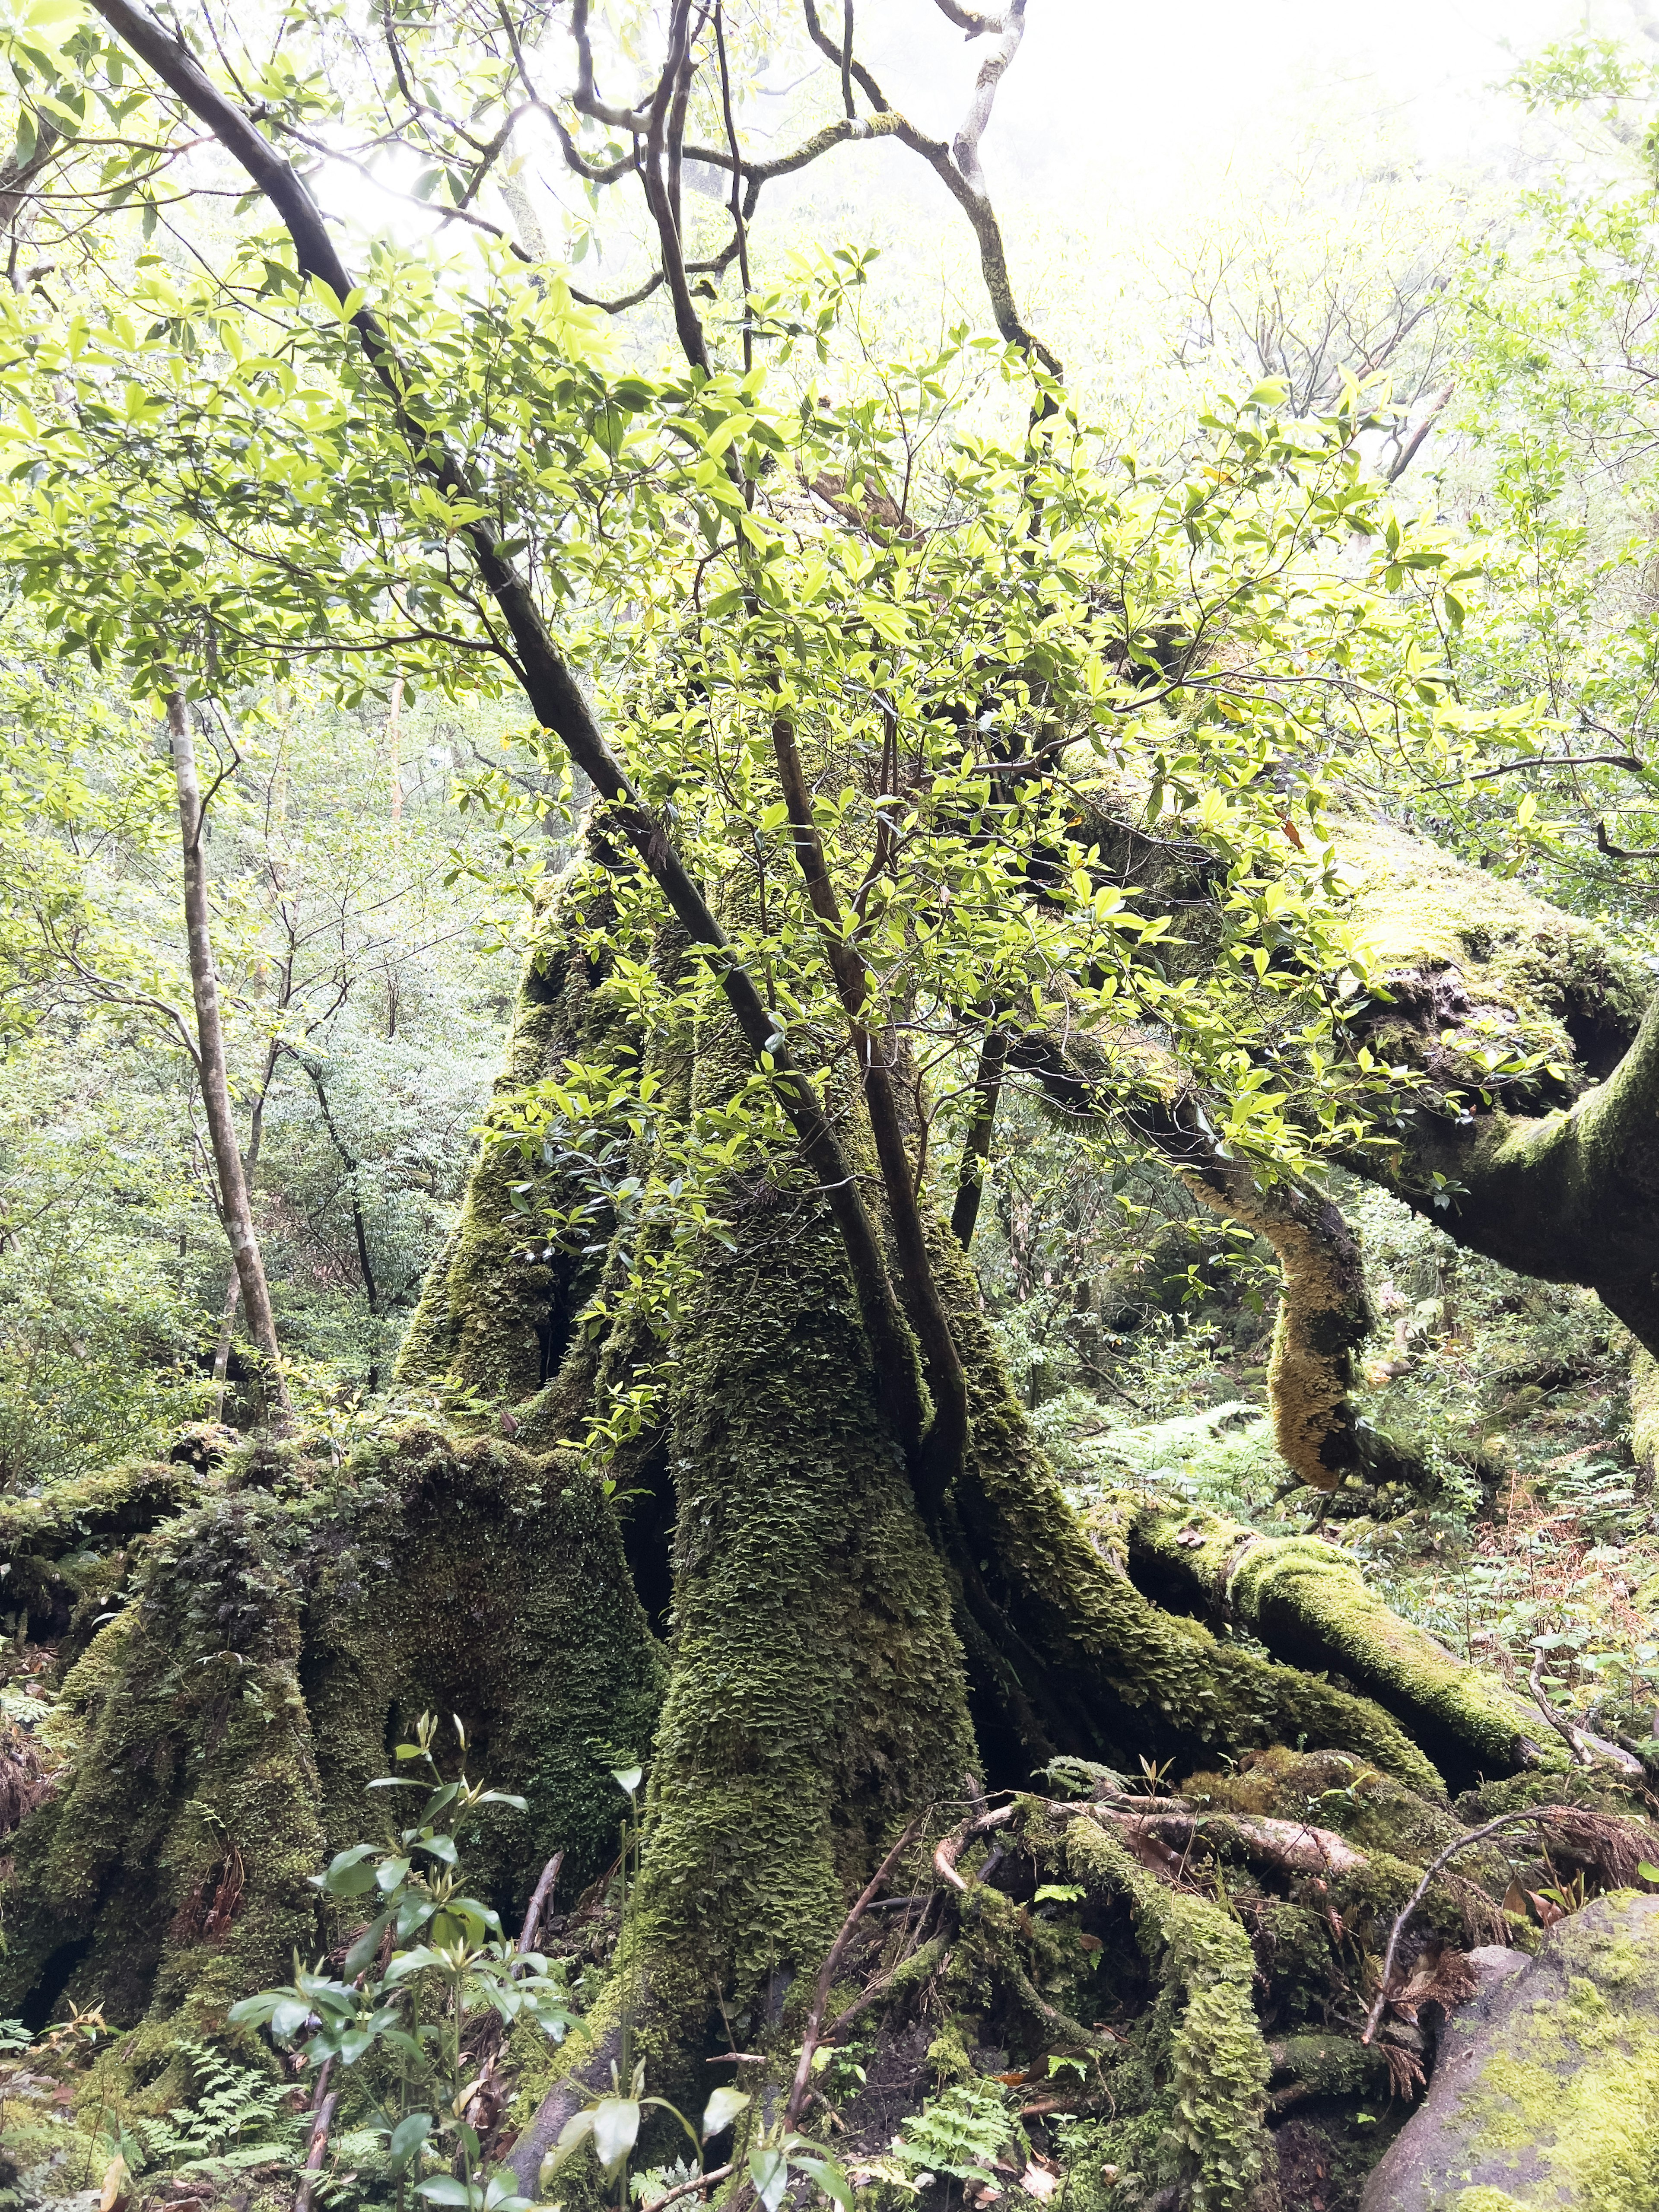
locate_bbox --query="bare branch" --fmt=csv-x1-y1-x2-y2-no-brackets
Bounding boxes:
929,0,999,34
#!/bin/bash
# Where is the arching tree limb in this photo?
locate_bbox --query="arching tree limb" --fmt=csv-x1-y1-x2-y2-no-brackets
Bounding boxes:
1113,1489,1557,1788
1333,811,1659,1351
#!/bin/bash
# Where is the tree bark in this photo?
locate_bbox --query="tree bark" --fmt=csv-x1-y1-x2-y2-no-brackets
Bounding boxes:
168,692,291,1430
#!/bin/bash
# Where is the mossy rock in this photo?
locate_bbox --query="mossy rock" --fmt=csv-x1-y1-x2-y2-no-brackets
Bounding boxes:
1360,1895,1659,2209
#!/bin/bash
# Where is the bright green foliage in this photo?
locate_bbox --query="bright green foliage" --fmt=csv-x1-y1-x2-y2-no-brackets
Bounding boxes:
120,2036,302,2181
893,2077,1013,2183
232,1713,575,2212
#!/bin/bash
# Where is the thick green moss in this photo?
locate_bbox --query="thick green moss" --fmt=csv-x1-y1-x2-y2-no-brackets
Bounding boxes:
1337,813,1650,1095
304,1421,666,1906
0,1421,664,2063
1066,1814,1269,2212
0,1493,324,2065
1122,1493,1551,1789
629,1173,974,2019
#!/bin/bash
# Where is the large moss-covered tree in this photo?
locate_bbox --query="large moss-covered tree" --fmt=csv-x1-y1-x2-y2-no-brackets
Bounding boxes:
0,4,1656,2206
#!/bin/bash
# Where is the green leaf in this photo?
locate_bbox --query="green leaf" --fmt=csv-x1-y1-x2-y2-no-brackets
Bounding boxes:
344,1905,395,1977
415,2182,476,2206
320,1845,379,1897
750,2144,788,2212
1033,1884,1084,1904
702,2086,750,2139
794,2154,854,2212
591,2095,641,2174
388,2113,434,2171
543,2108,595,2183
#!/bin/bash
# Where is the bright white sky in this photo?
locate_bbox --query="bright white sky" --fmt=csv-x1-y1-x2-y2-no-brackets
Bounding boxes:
849,0,1583,219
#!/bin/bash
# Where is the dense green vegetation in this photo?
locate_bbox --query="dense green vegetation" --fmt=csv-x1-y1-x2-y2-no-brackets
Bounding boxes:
6,3,1659,2210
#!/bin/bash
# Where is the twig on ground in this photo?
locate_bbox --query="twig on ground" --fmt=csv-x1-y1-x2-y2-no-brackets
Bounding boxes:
641,2160,735,2210
1362,1808,1575,2044
518,1851,564,1954
933,1802,1015,1891
784,1817,921,2128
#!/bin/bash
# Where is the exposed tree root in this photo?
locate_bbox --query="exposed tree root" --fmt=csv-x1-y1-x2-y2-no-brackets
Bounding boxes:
1104,1489,1558,1791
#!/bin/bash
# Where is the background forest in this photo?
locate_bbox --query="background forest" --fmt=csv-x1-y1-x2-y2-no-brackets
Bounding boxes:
8,0,1659,2209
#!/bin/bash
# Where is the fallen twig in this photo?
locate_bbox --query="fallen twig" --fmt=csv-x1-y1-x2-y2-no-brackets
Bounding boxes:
823,1925,946,2041
641,2160,734,2210
517,1851,563,1955
1531,1650,1593,1767
933,1802,1016,1892
784,1818,921,2129
1362,1808,1575,2044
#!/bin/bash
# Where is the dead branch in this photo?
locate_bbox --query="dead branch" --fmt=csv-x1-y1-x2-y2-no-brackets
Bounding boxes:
933,1802,1017,1891
1361,1807,1588,2044
784,1818,921,2128
1104,1807,1367,1878
641,2162,734,2211
293,2085,337,2212
518,1851,563,1954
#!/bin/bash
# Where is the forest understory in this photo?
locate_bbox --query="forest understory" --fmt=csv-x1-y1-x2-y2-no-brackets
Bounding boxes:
11,0,1659,2207
0,1148,1656,2212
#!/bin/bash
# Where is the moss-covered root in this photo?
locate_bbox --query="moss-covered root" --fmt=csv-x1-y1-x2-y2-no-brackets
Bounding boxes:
1065,1813,1271,2212
931,1224,1443,1796
1119,1493,1557,1791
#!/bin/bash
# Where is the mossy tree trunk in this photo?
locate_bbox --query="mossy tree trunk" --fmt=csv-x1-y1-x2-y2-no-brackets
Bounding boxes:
0,852,1583,2094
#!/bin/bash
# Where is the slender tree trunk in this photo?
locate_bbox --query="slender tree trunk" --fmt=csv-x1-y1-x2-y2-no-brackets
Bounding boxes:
210,1031,280,1416
209,1268,240,1417
950,1021,1009,1249
386,675,403,823
168,691,291,1430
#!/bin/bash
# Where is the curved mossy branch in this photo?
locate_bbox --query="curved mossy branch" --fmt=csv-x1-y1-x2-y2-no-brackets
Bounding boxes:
1111,1489,1557,1792
1164,1139,1375,1494
1382,991,1659,1353
1332,813,1659,1346
1064,1813,1269,2212
1005,1029,1383,1495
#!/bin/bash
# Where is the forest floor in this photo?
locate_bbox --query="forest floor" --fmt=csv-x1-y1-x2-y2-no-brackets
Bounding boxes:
0,1185,1650,2212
